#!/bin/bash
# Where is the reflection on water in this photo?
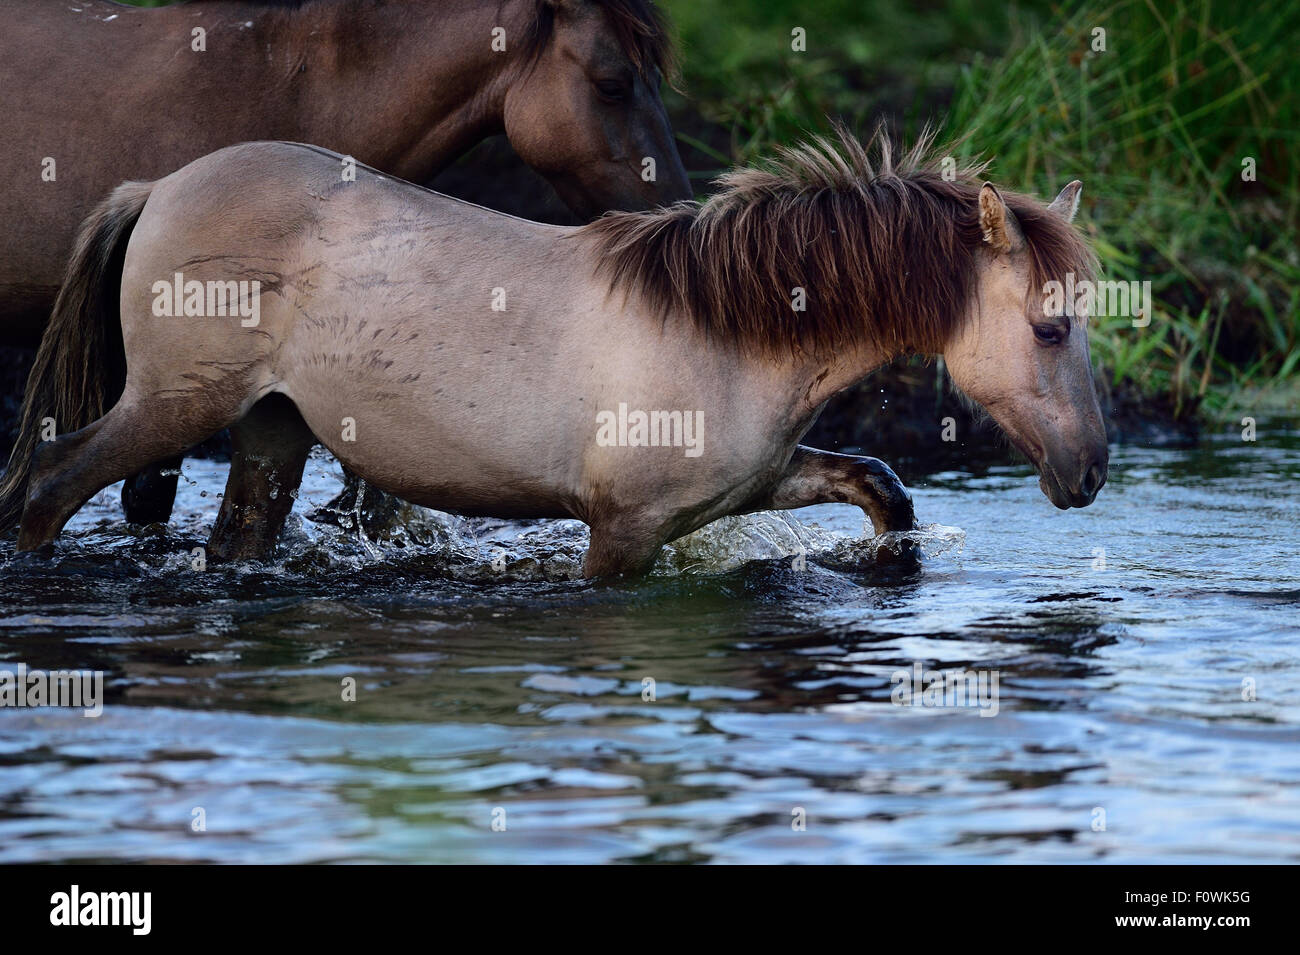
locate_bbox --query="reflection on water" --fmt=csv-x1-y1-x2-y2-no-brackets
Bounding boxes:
0,428,1297,863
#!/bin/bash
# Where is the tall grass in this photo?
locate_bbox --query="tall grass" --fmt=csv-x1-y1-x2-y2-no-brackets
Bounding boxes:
665,0,1030,166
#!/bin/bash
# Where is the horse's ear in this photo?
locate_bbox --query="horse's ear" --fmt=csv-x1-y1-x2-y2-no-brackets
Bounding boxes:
978,182,1023,254
1047,180,1083,223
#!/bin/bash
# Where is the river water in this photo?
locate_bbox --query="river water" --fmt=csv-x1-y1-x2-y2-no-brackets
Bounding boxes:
1,426,1297,863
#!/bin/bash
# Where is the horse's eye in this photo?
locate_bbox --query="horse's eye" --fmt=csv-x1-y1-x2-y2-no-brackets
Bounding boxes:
594,78,630,102
1033,323,1066,345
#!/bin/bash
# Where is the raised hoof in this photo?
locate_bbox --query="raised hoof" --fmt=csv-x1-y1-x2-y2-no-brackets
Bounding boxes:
873,535,920,568
858,457,917,535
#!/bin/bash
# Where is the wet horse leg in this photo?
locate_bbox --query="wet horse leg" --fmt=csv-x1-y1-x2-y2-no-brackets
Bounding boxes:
121,457,183,525
743,446,918,567
17,395,238,551
583,511,671,578
580,447,918,577
745,446,916,535
123,429,236,525
209,394,316,563
309,467,401,536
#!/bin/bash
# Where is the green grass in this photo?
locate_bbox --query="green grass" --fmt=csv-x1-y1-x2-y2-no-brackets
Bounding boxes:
663,0,1039,166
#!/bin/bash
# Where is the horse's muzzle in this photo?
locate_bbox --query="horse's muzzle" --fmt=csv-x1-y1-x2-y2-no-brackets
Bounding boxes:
1041,450,1108,509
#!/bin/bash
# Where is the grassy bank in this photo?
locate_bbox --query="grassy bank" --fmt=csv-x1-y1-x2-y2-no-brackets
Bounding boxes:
665,0,1299,426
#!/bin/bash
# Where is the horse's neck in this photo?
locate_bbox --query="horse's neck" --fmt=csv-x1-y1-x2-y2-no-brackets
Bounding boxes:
795,336,901,416
278,0,521,181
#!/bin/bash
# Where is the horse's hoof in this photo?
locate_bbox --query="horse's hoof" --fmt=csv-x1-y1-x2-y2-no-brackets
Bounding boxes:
871,529,921,571
308,485,400,538
11,540,56,559
121,467,180,525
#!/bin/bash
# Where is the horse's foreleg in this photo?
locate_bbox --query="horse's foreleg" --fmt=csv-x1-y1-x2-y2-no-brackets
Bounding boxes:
583,516,667,578
209,395,316,563
746,446,916,535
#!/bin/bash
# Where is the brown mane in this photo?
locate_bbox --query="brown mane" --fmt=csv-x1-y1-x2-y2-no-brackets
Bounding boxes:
582,126,1096,357
523,0,676,81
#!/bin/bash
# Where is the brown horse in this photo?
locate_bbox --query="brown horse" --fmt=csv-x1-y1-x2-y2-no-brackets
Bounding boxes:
3,129,1108,575
0,0,689,525
0,0,688,344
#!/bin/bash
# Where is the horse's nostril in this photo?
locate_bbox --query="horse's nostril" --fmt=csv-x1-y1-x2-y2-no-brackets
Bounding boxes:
1080,463,1105,498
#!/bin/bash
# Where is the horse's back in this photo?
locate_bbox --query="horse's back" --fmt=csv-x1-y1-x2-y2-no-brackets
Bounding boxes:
118,141,594,515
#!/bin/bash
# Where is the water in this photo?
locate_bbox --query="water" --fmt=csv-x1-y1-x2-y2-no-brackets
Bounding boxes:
1,427,1297,863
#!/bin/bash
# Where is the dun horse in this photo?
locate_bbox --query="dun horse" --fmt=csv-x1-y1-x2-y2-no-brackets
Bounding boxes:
0,0,689,524
0,130,1108,576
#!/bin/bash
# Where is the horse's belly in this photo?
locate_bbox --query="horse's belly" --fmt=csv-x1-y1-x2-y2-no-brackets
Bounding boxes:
298,389,581,521
339,448,576,521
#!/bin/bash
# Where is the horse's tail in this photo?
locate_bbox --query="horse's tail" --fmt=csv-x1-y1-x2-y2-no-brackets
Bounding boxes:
0,180,153,532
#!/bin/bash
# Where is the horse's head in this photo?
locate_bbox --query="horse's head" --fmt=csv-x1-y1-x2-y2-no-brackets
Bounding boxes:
943,181,1109,509
504,0,691,219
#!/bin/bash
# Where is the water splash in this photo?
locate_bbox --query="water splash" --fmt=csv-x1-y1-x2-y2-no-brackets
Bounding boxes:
656,512,834,574
27,457,966,583
277,504,967,582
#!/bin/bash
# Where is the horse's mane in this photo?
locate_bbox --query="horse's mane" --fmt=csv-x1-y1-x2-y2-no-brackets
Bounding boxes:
581,126,1097,357
523,0,675,81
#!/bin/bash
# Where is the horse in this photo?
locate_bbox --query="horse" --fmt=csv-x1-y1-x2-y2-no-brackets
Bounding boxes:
0,0,688,345
0,0,689,526
1,129,1108,576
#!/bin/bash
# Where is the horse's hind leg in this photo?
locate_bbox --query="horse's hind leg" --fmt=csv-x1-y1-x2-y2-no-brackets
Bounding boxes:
122,429,235,526
122,457,183,525
16,396,236,551
208,394,316,563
